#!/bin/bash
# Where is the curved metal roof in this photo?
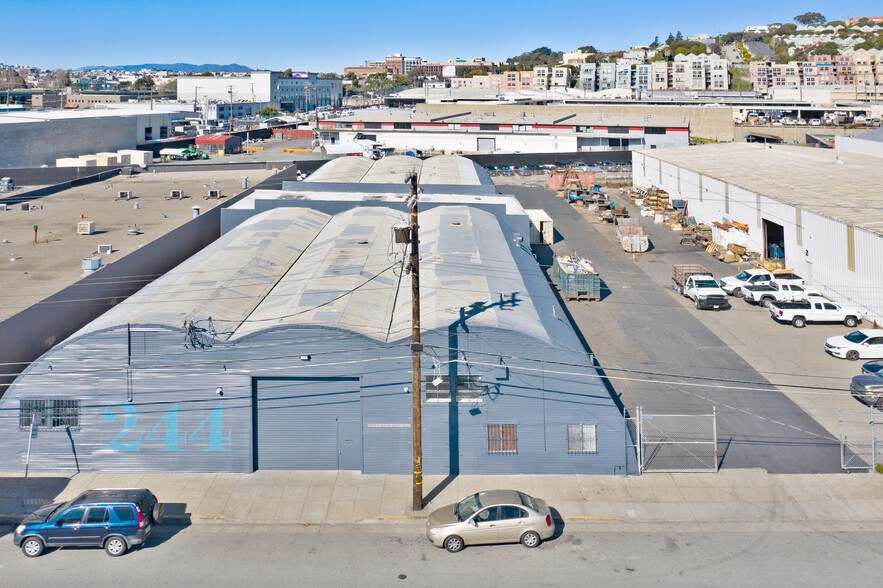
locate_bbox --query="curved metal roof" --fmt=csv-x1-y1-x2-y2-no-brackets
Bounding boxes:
305,154,493,187
68,205,579,350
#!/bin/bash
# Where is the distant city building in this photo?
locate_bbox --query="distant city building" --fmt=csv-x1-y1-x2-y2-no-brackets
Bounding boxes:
177,71,343,112
846,16,883,26
750,51,883,100
344,66,386,79
744,25,770,34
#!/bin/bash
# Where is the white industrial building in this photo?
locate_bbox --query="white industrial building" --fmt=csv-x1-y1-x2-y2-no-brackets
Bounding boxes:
318,109,689,153
0,105,191,168
633,143,883,322
177,71,343,113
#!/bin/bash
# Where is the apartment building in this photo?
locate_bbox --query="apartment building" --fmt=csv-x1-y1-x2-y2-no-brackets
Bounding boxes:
752,51,883,93
550,66,571,88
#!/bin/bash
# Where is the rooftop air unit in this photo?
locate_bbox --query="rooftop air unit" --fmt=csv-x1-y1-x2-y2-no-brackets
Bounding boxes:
207,189,221,199
77,221,96,235
169,189,184,199
117,190,132,200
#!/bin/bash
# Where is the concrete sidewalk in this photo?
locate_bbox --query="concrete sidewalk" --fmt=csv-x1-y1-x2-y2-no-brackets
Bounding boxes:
3,469,883,531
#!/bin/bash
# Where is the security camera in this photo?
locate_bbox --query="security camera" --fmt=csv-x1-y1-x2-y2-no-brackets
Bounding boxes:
216,387,224,396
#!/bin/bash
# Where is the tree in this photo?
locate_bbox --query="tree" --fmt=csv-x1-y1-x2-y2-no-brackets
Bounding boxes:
133,76,155,90
675,47,689,56
675,31,684,41
666,33,675,45
577,45,597,53
391,74,410,88
0,68,26,90
814,41,840,55
365,73,394,95
198,71,214,77
649,36,660,50
320,72,340,78
464,68,488,78
44,69,71,90
158,77,177,93
280,69,292,78
257,106,279,117
794,12,826,25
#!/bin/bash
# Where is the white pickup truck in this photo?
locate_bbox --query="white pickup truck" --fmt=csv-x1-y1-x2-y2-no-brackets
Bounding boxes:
671,264,729,310
769,299,863,328
720,269,805,298
742,280,820,308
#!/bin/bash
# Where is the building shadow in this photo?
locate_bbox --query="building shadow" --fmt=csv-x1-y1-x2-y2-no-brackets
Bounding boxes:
424,475,457,505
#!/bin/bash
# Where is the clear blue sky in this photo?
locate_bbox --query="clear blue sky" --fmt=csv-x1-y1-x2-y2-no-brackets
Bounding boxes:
4,1,881,72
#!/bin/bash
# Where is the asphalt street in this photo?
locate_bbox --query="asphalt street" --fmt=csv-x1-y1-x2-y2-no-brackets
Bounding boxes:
504,184,840,473
1,522,880,587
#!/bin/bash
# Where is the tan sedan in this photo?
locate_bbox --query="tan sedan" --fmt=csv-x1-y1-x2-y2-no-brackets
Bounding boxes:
425,490,555,552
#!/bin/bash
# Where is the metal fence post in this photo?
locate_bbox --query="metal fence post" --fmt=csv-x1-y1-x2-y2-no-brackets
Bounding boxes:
712,406,718,473
637,405,643,475
871,406,877,470
838,405,844,471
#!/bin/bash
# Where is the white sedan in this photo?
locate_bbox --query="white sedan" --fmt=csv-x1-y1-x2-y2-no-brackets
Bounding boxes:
825,329,883,361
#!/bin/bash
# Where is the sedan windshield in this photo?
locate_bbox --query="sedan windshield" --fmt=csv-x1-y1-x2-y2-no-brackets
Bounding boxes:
845,331,869,344
455,494,482,522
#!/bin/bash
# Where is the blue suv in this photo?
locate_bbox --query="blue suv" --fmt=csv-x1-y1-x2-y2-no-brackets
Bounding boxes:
14,488,163,557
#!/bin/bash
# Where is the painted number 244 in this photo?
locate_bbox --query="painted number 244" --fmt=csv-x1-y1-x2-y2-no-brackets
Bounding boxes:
102,402,230,452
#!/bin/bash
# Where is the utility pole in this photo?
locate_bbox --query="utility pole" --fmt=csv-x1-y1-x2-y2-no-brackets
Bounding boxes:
407,171,423,511
228,85,234,131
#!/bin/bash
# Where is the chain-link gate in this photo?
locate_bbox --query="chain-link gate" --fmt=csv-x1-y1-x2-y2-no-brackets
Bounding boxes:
630,406,718,473
839,406,881,471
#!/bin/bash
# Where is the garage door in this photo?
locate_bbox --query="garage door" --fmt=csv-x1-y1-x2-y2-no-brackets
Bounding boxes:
477,137,496,152
254,377,361,470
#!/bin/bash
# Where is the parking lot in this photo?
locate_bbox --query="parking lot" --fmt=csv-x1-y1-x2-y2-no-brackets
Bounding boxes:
494,175,869,473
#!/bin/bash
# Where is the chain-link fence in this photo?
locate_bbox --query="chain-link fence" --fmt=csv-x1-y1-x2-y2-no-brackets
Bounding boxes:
628,407,718,473
839,406,881,471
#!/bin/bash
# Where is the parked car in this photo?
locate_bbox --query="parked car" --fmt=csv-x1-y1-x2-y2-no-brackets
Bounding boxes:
810,118,822,126
771,299,862,328
426,490,554,552
825,329,883,360
850,374,883,408
485,165,498,176
14,488,162,557
862,359,883,376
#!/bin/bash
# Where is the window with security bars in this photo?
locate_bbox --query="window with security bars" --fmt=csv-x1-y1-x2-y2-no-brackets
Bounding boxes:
567,424,597,454
424,375,483,402
19,399,80,430
487,424,517,454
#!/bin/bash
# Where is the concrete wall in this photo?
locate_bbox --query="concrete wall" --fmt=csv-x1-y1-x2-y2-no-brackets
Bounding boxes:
835,135,883,157
734,124,857,144
0,117,135,168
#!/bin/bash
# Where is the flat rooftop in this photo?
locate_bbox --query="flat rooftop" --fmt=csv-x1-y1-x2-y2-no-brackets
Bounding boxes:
636,143,883,236
0,168,273,323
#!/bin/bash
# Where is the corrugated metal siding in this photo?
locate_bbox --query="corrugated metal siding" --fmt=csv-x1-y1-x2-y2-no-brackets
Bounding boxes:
0,326,253,472
0,322,631,474
254,377,361,470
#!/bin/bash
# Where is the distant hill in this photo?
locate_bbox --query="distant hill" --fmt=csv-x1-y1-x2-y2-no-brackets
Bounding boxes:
79,63,255,73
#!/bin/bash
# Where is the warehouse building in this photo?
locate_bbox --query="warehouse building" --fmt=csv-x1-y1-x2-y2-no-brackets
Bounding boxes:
633,143,883,322
194,133,242,155
318,109,690,153
0,105,191,167
0,156,632,475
